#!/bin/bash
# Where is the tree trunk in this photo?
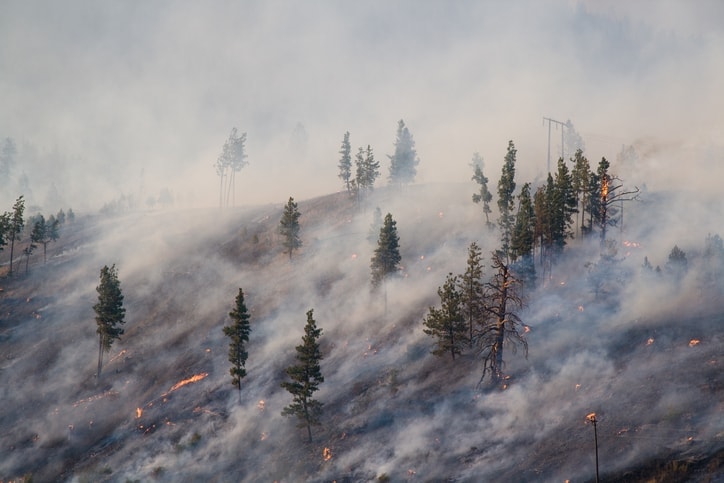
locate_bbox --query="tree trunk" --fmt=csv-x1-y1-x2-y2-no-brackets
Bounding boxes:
9,237,15,276
97,335,104,379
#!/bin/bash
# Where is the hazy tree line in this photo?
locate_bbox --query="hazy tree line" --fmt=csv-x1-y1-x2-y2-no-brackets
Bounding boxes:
0,195,71,276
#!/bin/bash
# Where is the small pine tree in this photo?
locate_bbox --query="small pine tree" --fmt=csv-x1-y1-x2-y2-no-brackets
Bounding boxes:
423,273,468,360
279,197,302,259
223,288,251,403
281,309,324,443
94,264,126,379
8,195,25,276
371,213,401,288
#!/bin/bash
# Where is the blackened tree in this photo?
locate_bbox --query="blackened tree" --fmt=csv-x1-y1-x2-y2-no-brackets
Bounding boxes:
223,288,251,403
471,153,494,229
423,273,468,360
388,119,419,186
94,264,126,379
338,131,353,194
459,241,485,347
478,251,527,386
590,157,639,248
497,141,517,260
281,309,324,443
7,196,25,276
279,197,302,259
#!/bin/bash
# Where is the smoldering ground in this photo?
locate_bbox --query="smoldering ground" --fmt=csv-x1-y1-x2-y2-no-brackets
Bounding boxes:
0,170,722,482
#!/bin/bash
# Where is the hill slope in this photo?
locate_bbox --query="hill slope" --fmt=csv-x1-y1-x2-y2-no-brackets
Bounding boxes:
1,185,722,482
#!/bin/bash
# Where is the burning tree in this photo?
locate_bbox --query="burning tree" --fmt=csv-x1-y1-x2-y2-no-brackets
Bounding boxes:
279,197,302,260
589,157,639,248
477,251,528,386
423,273,468,360
281,309,324,443
94,264,126,379
223,288,251,403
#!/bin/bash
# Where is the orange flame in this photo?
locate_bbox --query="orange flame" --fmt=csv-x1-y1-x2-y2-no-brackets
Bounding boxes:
136,407,143,419
601,176,609,199
586,412,597,422
646,337,655,346
689,339,701,347
168,373,208,393
323,447,332,461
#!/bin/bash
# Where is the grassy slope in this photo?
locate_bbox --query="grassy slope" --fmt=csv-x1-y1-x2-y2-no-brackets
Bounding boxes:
0,185,722,482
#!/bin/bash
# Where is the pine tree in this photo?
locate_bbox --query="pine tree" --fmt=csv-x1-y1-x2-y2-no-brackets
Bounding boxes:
550,158,578,256
223,288,251,403
423,273,468,360
497,141,517,260
279,197,302,259
216,127,248,208
371,213,401,288
94,264,126,379
478,251,527,386
533,184,551,277
570,149,591,236
338,131,353,194
388,119,419,186
281,309,324,443
23,216,44,274
471,153,494,229
459,242,485,347
510,182,536,286
7,196,25,276
39,215,60,264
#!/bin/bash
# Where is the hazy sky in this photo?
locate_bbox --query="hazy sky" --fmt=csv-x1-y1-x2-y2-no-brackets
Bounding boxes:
1,0,722,207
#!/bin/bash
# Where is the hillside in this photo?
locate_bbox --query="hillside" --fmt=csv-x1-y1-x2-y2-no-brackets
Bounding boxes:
1,184,722,482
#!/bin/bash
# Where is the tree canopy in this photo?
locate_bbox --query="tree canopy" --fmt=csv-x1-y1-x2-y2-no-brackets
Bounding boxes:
94,264,126,379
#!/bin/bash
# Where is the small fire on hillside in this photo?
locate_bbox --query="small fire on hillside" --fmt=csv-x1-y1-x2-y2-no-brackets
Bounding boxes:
689,339,701,347
323,447,332,461
166,373,208,394
136,408,143,418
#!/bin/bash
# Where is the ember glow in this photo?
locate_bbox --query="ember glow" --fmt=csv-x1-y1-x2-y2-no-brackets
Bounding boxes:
578,305,584,312
586,412,597,422
323,447,332,461
623,240,641,248
136,407,143,419
257,400,266,411
689,339,701,347
646,338,655,346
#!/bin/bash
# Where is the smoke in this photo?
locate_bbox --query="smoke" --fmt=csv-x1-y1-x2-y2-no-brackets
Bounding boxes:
1,1,722,481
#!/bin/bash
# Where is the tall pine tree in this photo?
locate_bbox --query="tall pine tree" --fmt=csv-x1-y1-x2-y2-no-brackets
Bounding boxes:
388,119,419,186
338,131,352,194
94,264,126,379
279,197,302,259
7,195,25,276
471,153,494,229
497,141,517,261
459,241,485,347
223,288,251,403
281,309,324,443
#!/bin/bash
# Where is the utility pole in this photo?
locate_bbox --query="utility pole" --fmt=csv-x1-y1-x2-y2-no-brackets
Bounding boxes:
587,412,600,483
543,117,566,173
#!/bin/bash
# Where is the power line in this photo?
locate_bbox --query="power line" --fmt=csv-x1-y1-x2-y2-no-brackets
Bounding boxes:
543,117,566,173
